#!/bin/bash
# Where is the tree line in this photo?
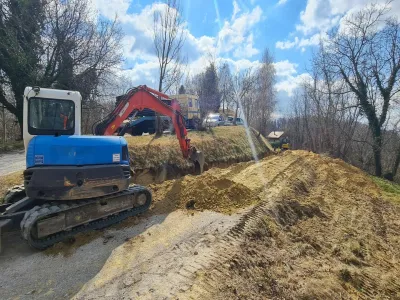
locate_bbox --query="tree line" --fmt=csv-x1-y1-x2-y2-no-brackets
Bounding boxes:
0,0,123,137
0,0,277,140
280,3,400,181
180,49,276,136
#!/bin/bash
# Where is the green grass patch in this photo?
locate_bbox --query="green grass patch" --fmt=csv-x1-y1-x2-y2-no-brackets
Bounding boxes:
371,176,400,204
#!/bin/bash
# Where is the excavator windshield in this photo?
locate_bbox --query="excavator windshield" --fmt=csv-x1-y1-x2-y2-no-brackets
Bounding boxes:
28,97,75,135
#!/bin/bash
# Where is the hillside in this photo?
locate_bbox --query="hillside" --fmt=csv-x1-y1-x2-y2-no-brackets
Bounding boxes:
74,151,400,299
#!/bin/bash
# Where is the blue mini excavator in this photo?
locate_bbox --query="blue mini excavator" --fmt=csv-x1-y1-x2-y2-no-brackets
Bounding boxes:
0,85,204,250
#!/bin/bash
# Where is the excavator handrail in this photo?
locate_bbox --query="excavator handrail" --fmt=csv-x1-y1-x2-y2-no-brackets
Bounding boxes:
93,85,195,160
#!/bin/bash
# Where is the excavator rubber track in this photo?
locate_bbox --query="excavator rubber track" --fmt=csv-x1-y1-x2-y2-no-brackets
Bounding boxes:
20,185,151,250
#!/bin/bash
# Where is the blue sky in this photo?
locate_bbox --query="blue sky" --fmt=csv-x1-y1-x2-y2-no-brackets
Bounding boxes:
91,0,400,116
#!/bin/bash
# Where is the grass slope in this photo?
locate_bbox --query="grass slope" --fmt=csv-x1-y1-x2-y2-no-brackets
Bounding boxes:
125,126,271,171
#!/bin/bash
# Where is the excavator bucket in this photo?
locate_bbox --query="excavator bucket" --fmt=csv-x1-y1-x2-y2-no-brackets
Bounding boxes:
190,150,205,175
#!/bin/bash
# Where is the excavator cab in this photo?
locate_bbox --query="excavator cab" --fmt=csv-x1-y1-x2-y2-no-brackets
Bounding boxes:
23,87,131,201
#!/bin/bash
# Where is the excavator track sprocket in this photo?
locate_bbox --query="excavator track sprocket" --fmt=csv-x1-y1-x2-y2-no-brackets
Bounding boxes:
20,185,151,250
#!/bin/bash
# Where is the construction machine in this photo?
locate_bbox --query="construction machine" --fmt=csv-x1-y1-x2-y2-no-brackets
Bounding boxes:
0,85,204,251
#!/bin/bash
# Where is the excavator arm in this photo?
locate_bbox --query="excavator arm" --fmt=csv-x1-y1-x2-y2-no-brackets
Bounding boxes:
93,85,204,173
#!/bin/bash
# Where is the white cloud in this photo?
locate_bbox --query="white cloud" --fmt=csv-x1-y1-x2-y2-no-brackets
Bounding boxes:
273,60,298,77
276,37,299,49
119,61,160,87
218,5,262,57
277,0,288,6
91,1,264,91
224,58,261,72
232,0,241,20
275,73,312,96
233,33,259,58
275,32,328,50
278,0,400,53
90,0,130,19
296,0,400,35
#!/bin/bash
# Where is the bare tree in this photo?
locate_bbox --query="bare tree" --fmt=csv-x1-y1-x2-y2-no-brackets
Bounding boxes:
0,0,123,136
153,0,186,93
284,20,400,181
253,48,276,135
325,3,400,176
232,68,256,124
218,63,234,113
153,0,186,135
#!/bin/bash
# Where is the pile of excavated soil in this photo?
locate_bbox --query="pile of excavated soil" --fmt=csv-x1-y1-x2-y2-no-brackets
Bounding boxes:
149,152,301,215
150,172,260,214
76,150,400,300
189,151,400,300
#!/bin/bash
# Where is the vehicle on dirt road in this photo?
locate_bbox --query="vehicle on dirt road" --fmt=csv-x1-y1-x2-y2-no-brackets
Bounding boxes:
0,85,204,251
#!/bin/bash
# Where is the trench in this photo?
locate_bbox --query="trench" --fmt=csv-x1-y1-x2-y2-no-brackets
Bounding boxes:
131,152,272,186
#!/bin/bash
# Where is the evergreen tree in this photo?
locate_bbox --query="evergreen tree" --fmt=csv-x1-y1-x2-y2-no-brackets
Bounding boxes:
178,85,186,94
198,63,220,118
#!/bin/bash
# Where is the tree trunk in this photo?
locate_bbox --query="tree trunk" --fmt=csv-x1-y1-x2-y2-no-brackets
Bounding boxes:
14,89,24,140
155,81,164,137
372,135,382,177
2,104,6,146
392,145,400,178
233,102,239,125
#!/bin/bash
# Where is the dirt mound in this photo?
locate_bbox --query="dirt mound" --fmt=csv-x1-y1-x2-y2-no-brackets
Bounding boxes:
189,151,400,300
150,172,260,214
76,150,400,300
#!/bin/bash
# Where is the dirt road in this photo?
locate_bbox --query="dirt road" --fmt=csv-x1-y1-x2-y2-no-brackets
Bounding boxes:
1,151,400,299
0,211,241,299
0,150,25,176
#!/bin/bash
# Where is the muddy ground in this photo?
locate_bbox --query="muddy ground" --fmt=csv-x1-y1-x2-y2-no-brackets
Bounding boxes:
1,151,400,299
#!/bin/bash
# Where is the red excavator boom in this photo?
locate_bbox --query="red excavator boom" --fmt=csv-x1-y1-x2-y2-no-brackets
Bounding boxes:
93,85,204,172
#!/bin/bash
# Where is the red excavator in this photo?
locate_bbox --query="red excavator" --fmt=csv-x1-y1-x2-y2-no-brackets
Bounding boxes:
93,85,204,167
0,85,204,250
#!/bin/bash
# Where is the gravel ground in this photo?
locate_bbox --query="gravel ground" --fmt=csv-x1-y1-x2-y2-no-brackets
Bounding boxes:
0,150,25,176
0,210,239,300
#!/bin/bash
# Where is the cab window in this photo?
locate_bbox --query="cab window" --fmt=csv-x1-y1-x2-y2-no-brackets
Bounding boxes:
28,97,75,135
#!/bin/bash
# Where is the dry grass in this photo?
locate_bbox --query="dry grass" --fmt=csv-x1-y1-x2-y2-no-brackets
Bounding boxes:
0,171,24,202
126,126,271,171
